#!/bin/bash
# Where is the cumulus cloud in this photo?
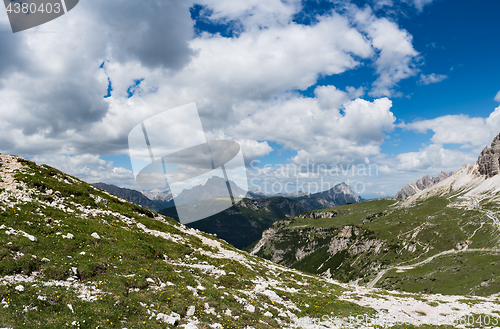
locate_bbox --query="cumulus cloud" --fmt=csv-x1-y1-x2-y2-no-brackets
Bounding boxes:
95,0,195,70
394,144,475,172
185,13,373,104
31,154,137,188
226,92,395,166
419,73,448,85
0,0,195,155
196,0,302,28
0,0,424,189
402,106,500,148
388,105,500,174
235,140,273,164
352,7,420,96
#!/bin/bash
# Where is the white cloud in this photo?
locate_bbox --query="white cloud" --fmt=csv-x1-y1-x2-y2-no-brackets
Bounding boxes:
352,7,420,96
226,92,395,166
403,106,500,148
185,14,373,102
394,144,475,172
494,91,500,102
387,105,500,175
409,0,435,12
0,0,425,190
31,154,137,188
373,0,394,10
236,140,273,163
419,73,448,85
196,0,302,28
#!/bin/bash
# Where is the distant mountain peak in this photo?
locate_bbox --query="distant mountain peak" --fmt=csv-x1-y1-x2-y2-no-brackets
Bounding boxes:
172,176,247,206
396,171,453,199
92,182,170,211
396,132,500,202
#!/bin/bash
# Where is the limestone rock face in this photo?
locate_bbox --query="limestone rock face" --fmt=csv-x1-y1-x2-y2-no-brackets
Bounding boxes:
478,134,500,178
415,171,451,190
395,182,419,199
396,171,453,199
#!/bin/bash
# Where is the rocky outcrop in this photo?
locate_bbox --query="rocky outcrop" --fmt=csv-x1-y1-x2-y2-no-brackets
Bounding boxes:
396,171,453,199
297,210,338,219
478,133,500,178
395,182,419,199
415,171,451,190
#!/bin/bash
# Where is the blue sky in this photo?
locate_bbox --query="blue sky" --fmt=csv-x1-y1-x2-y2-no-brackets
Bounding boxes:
1,0,500,198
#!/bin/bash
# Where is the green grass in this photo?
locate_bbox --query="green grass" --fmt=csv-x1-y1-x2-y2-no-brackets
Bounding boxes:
254,195,500,295
378,251,500,296
1,156,382,328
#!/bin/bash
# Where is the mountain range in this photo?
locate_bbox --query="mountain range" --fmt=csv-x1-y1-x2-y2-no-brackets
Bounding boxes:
395,170,453,199
95,176,361,249
161,182,360,249
173,176,248,206
138,188,174,202
95,177,257,212
93,182,171,212
2,153,499,328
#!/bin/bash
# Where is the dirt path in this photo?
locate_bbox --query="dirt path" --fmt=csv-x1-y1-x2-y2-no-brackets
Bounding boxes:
0,154,23,190
469,196,500,227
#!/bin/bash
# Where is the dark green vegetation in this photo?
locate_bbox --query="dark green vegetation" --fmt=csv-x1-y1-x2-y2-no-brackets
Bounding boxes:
253,196,500,296
160,182,359,250
161,196,301,249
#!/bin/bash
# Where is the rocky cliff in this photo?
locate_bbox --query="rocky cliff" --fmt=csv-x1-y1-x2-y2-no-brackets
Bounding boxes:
478,133,500,178
396,171,453,199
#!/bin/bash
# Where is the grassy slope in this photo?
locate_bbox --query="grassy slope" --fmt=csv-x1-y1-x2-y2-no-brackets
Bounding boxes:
2,156,499,328
254,196,500,295
0,157,377,328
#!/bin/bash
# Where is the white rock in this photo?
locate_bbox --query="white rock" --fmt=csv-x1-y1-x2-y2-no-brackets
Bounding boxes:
41,258,50,263
264,311,273,317
156,312,180,325
245,304,255,313
79,252,86,255
94,196,109,206
91,232,100,239
186,305,196,317
62,233,74,239
146,278,155,283
15,285,24,292
25,233,37,241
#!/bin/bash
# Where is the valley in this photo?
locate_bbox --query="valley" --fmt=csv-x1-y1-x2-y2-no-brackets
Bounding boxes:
251,195,500,296
248,134,500,298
